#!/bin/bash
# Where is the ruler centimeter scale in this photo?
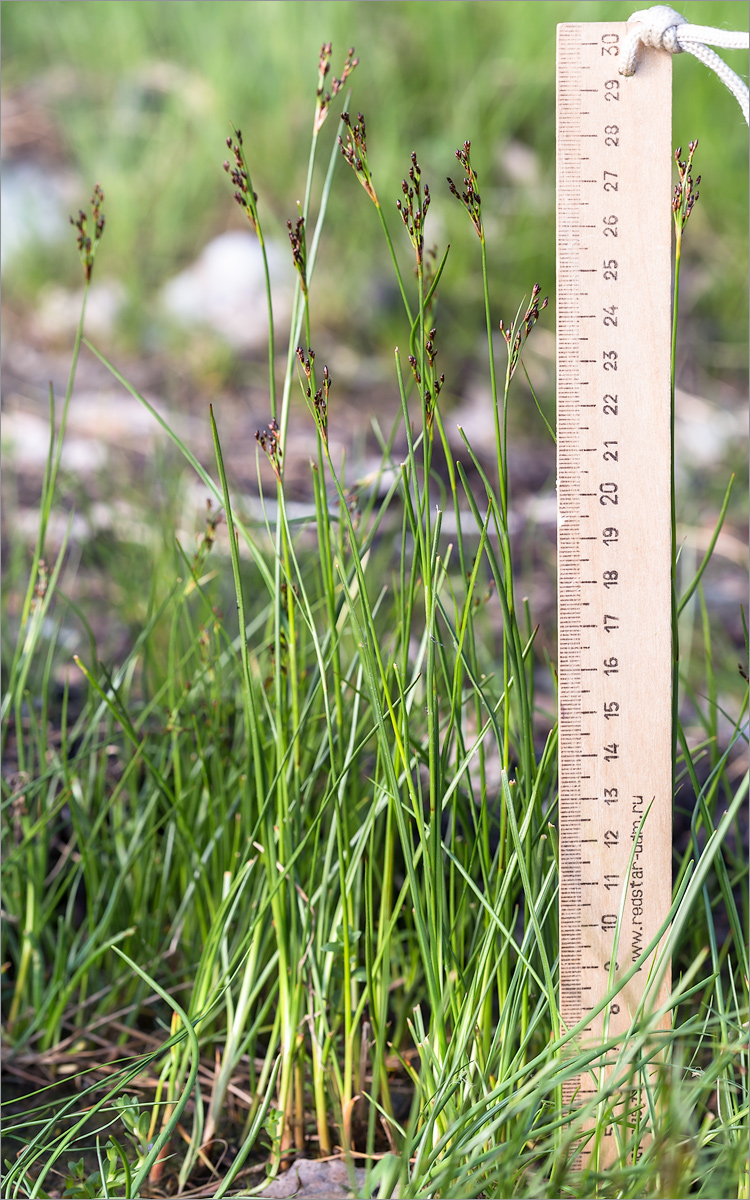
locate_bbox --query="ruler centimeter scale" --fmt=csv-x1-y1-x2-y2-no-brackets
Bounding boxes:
557,23,673,1156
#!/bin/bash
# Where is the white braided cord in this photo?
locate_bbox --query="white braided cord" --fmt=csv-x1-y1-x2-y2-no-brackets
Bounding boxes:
619,5,749,125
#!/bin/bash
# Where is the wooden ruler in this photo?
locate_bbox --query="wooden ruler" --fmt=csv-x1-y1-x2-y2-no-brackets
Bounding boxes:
557,22,673,1157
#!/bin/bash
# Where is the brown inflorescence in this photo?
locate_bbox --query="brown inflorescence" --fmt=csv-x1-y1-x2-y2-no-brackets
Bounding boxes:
397,152,430,266
256,419,283,482
447,141,482,240
499,283,548,380
672,139,700,233
296,347,330,444
287,213,307,295
338,111,378,205
315,43,358,133
224,130,260,234
408,325,444,432
69,183,105,282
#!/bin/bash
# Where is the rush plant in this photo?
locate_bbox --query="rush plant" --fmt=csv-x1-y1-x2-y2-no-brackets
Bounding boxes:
1,42,746,1200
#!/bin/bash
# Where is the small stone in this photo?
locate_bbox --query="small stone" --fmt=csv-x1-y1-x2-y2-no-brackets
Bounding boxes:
261,1157,367,1199
159,231,293,350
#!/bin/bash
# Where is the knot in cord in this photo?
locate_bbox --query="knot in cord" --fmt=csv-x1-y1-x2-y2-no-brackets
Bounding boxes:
624,4,687,59
619,4,749,125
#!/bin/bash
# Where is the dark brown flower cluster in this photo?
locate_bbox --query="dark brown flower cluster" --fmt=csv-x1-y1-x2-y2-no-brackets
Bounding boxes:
70,184,105,282
425,327,438,369
191,499,222,577
397,152,430,266
447,141,482,239
287,213,307,295
338,111,378,204
673,139,700,233
256,419,283,482
499,283,548,379
408,327,444,432
296,347,330,444
224,129,260,234
315,43,358,133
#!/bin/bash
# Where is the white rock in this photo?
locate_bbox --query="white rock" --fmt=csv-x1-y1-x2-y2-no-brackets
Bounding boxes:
33,280,125,342
1,389,175,478
675,388,746,473
159,231,293,350
499,139,542,187
0,160,79,271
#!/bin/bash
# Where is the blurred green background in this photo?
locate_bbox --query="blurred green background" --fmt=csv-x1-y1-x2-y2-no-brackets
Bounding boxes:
2,0,748,384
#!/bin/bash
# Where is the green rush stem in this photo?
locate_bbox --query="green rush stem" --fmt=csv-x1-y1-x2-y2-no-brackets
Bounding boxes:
418,257,444,999
480,235,514,779
374,802,396,1127
499,366,517,781
22,284,89,631
256,220,278,422
304,306,345,765
261,116,331,1156
312,456,345,762
433,402,491,1034
480,235,506,524
480,245,516,999
209,409,267,827
212,405,298,1166
481,226,511,797
376,202,414,326
3,285,90,761
325,446,446,1060
302,123,320,226
302,246,356,1148
671,228,681,782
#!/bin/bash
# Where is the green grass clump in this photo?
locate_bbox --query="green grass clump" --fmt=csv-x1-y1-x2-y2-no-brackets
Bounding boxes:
2,39,748,1200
